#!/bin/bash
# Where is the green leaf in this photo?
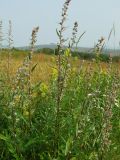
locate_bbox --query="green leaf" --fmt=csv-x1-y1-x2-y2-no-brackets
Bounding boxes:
0,134,8,141
56,29,60,37
31,63,38,72
76,122,79,137
24,137,38,149
0,134,20,160
65,136,73,156
70,157,77,160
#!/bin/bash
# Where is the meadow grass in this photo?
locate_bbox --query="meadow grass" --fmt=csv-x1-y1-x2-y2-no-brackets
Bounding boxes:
1,51,119,83
0,49,120,160
0,0,120,159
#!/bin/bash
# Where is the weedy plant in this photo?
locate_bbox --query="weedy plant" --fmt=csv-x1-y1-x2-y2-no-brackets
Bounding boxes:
0,0,120,160
0,20,3,49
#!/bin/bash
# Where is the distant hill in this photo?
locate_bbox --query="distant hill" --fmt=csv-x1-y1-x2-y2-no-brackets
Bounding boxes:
18,43,57,50
18,44,94,53
18,43,120,56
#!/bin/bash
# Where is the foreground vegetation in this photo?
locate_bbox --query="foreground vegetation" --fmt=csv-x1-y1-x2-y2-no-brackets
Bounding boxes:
0,0,120,159
0,48,120,160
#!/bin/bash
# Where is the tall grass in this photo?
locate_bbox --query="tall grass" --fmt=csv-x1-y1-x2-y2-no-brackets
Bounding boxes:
0,0,120,159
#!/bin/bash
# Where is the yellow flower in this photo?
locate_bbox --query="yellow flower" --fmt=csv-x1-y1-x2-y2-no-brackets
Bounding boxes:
40,82,49,97
14,95,20,102
24,111,29,116
101,69,107,75
52,68,58,80
64,48,71,57
72,67,77,72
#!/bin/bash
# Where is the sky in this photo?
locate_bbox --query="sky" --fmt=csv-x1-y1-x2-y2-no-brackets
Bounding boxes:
0,0,120,48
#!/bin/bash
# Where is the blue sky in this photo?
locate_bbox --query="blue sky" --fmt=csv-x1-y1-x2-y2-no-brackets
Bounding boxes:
0,0,120,48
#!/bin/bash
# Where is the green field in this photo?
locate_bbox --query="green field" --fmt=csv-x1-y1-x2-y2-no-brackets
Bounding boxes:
0,0,120,159
0,47,120,160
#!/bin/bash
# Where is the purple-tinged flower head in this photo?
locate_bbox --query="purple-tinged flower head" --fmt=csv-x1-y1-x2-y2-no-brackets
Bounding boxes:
31,26,39,47
58,0,72,50
70,21,78,48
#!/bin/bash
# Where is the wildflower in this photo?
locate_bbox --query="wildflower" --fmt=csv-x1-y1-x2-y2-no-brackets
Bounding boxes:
52,68,58,80
72,67,77,72
14,95,20,102
70,21,78,48
64,48,71,57
23,111,29,116
40,82,48,97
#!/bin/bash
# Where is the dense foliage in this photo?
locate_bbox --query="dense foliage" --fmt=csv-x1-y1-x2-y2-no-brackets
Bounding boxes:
0,47,120,160
0,0,120,159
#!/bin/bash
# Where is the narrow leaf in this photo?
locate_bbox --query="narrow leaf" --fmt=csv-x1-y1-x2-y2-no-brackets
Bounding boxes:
65,137,73,156
56,29,60,37
31,63,38,72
